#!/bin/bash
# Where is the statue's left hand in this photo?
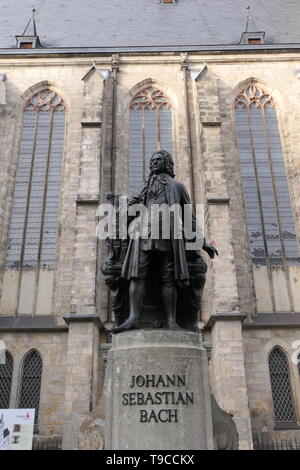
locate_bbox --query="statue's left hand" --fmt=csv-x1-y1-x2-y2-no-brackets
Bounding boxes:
202,242,218,259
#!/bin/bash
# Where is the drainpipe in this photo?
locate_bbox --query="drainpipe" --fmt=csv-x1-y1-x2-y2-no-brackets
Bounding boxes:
181,53,195,204
111,54,119,193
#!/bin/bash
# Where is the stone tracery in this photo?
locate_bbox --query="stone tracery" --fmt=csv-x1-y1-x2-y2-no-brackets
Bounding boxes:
235,84,274,109
130,86,172,110
24,89,65,112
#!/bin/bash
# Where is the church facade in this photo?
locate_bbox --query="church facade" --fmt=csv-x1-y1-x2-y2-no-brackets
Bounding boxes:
0,0,300,450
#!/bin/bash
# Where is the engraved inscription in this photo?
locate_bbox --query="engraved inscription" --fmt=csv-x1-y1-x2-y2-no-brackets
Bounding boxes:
122,374,194,423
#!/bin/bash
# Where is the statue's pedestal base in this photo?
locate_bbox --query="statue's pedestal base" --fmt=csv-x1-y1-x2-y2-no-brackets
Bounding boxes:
105,329,214,450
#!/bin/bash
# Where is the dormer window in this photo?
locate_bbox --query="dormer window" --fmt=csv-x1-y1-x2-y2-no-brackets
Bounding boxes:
17,37,40,49
240,7,265,45
248,38,262,45
240,32,265,45
20,42,33,49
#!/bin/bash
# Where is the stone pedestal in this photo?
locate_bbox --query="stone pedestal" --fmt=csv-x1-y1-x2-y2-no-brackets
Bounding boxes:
105,330,214,450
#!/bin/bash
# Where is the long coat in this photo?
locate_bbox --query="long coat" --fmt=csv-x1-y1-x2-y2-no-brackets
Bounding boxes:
121,174,198,281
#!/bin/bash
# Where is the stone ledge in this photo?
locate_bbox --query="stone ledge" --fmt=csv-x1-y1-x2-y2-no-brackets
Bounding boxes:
274,423,300,430
81,120,102,127
207,197,230,205
110,329,205,351
0,315,68,332
205,313,247,330
76,195,100,204
63,314,104,330
201,121,222,127
242,312,300,329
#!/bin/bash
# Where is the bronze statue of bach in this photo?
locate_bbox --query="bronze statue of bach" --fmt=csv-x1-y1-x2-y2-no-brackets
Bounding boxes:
102,150,217,333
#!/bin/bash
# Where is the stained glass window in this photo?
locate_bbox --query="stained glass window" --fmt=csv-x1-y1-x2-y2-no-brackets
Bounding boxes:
6,89,65,270
235,85,299,267
269,347,296,423
0,351,13,408
129,86,173,194
18,350,42,428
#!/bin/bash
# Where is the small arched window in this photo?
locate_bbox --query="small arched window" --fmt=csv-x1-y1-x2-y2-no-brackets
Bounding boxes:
268,347,296,424
18,350,43,429
235,85,299,267
129,86,173,194
0,351,13,408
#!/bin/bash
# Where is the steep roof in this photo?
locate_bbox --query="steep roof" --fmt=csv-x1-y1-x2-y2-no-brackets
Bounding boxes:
0,0,299,50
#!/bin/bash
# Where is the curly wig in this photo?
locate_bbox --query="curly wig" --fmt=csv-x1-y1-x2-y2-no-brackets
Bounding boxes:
149,150,175,178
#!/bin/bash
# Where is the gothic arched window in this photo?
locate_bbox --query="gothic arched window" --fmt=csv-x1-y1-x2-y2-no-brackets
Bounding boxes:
6,90,65,270
235,85,299,267
129,86,173,194
268,347,296,424
0,351,13,408
2,89,65,315
18,350,43,428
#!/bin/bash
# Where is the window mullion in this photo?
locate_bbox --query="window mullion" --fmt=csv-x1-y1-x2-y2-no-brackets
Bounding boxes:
247,107,276,311
261,107,294,312
32,111,54,315
261,106,287,266
247,108,269,260
142,110,146,182
157,108,160,150
16,111,39,315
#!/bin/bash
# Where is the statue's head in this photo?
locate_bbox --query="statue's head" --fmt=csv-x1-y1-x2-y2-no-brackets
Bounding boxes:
149,150,175,178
